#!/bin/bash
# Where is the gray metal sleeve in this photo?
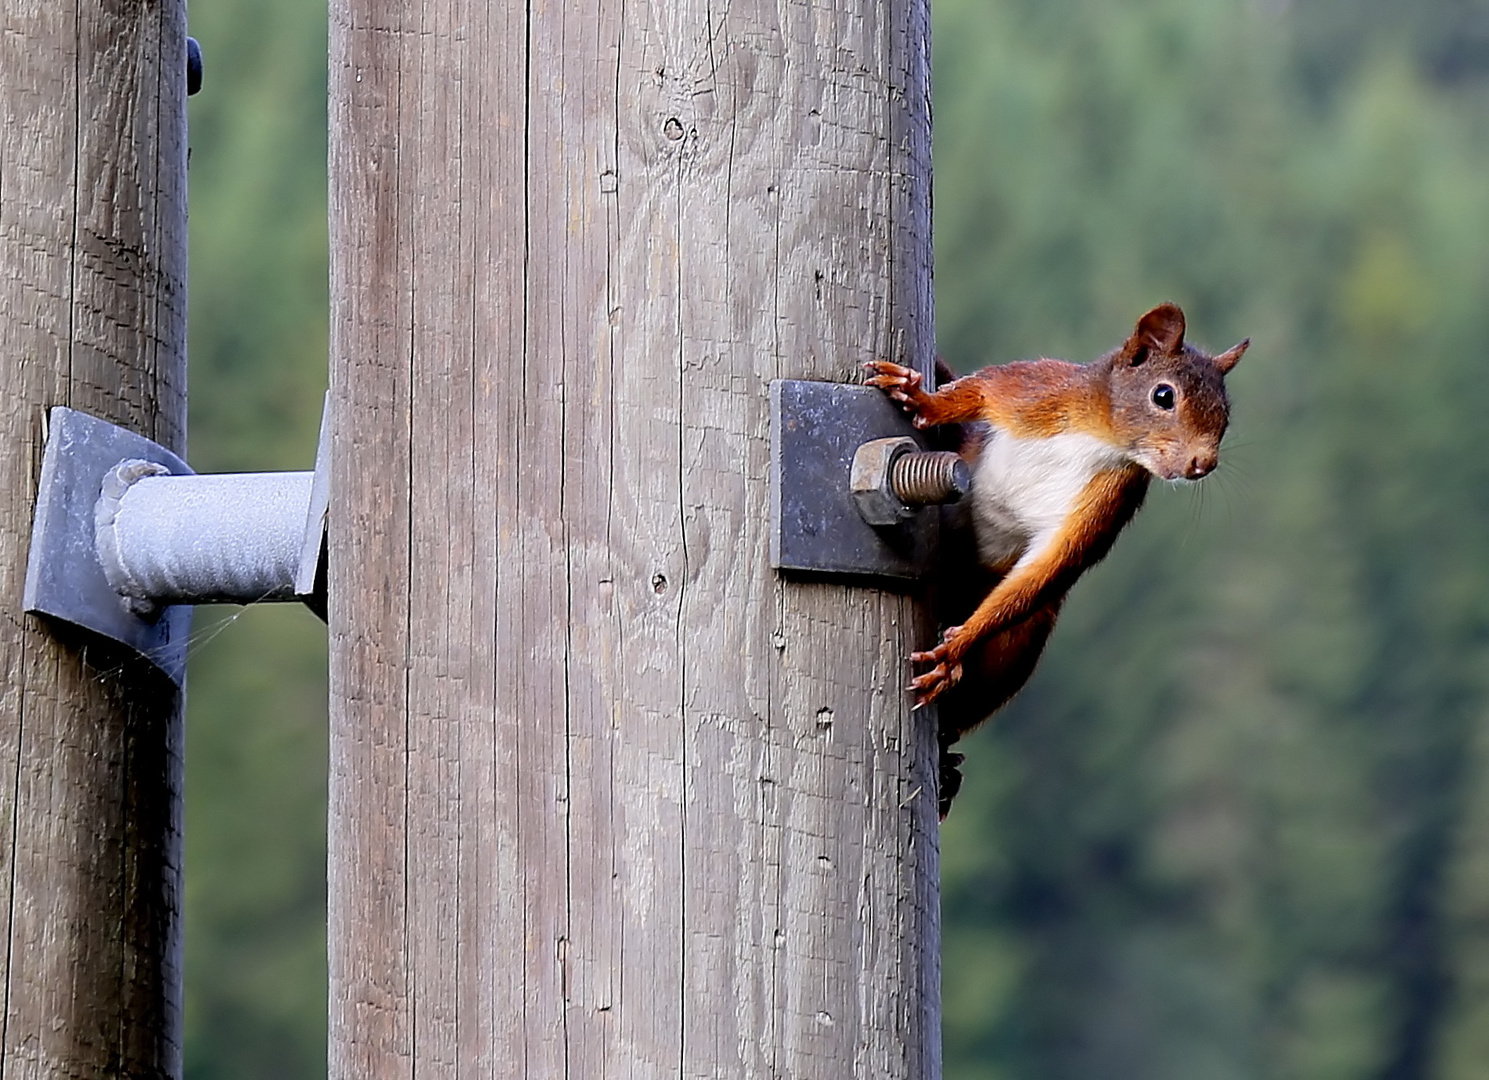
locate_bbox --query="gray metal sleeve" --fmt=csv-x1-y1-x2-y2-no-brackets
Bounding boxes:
95,462,316,605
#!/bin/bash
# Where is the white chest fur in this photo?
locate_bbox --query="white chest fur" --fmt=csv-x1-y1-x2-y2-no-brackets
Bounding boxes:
969,427,1132,570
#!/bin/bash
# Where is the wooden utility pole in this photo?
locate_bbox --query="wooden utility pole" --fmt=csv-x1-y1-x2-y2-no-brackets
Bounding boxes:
329,0,939,1074
0,1,189,1075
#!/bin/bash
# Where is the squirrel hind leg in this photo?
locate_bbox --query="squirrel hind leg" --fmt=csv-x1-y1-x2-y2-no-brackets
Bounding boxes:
930,602,1062,817
934,602,1060,742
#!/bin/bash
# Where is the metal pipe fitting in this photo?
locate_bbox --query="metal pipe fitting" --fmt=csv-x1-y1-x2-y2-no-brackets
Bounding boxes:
95,463,315,609
25,405,330,686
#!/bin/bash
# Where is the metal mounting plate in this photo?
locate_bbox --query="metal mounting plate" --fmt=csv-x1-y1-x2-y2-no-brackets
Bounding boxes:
294,392,331,619
24,407,194,685
770,379,937,581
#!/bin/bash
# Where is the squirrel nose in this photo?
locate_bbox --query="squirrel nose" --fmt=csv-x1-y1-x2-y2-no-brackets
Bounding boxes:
1185,453,1216,480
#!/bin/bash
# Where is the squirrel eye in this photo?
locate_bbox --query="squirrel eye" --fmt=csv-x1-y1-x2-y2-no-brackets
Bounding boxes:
1151,383,1176,410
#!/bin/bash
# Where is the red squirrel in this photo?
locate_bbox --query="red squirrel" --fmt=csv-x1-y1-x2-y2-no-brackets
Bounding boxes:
866,303,1248,815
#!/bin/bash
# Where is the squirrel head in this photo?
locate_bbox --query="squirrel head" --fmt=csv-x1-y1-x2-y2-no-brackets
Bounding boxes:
1105,303,1248,481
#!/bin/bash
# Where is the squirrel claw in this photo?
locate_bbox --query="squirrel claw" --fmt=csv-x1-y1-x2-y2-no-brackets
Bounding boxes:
911,629,960,669
866,361,930,422
908,627,965,703
908,667,945,693
908,661,963,704
863,361,922,389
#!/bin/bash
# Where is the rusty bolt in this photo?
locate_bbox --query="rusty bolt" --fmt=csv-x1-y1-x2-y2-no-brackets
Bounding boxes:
892,449,969,505
851,438,969,527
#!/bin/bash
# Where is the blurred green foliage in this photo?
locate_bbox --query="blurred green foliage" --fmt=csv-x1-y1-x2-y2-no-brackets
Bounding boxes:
178,0,1489,1076
183,0,329,1075
935,2,1489,1079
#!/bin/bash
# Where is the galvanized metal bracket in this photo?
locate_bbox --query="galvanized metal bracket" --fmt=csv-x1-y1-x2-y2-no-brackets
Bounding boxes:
25,408,197,684
770,379,946,582
293,398,331,620
24,402,330,686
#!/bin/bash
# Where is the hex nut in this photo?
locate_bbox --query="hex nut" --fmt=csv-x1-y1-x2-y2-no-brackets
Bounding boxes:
851,437,917,526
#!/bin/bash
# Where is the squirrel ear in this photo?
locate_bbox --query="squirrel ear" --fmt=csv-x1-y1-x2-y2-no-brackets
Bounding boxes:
1213,338,1249,375
1124,303,1186,366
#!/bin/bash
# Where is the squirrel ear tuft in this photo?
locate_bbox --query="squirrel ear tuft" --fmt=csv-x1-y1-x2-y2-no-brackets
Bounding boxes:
1214,338,1249,375
1125,303,1186,365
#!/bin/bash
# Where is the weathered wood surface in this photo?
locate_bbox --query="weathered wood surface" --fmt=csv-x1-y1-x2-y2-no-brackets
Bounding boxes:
0,0,189,1075
328,0,939,1074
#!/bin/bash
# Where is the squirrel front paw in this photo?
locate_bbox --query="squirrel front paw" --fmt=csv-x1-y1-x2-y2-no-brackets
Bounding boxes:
907,626,967,706
863,360,932,426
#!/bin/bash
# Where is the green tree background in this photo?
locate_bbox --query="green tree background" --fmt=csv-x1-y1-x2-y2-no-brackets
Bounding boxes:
180,1,1489,1076
182,0,328,1074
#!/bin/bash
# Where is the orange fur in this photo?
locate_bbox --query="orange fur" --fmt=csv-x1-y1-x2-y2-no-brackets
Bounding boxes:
867,303,1248,814
967,361,1116,442
909,465,1149,700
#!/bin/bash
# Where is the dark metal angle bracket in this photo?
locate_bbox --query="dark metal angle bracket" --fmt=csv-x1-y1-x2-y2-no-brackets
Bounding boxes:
769,379,966,582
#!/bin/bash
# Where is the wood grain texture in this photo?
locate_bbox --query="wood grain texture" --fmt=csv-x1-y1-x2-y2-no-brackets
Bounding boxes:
329,0,939,1074
0,0,188,1074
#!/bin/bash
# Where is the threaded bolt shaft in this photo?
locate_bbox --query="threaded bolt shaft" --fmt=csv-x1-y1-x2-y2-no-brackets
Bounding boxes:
890,450,970,506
